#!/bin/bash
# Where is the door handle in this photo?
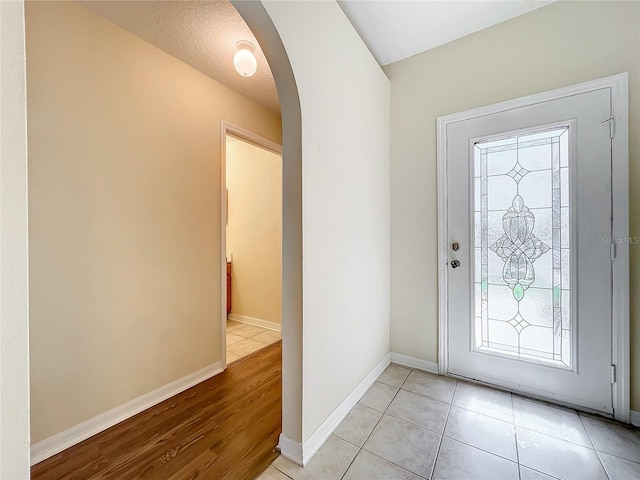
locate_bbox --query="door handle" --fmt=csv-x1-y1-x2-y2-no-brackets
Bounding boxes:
450,260,461,269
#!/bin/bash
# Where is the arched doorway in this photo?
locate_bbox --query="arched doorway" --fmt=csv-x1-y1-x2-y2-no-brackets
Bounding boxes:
232,0,304,452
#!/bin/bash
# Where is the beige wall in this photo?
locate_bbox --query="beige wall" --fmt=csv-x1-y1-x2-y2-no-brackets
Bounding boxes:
26,1,281,443
385,1,640,409
226,136,282,325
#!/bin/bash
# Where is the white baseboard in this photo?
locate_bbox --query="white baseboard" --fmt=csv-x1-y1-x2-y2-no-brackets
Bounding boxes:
277,433,303,465
228,313,281,332
390,352,439,374
631,409,640,427
30,361,223,466
279,352,391,466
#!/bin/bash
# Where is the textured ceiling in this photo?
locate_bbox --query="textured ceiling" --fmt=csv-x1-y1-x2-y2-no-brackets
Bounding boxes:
82,0,555,110
82,1,280,113
338,0,555,66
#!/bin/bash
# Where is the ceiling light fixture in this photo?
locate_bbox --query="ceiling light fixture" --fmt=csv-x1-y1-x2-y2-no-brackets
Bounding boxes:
233,41,257,77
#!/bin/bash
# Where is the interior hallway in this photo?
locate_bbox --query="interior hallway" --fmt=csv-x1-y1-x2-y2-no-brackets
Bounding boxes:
31,342,282,480
260,364,640,480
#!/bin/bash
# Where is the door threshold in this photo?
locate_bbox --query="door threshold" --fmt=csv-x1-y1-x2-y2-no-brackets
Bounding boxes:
446,372,615,420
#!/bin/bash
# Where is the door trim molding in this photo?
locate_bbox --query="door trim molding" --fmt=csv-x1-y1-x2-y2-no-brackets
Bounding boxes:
436,73,630,422
220,121,282,368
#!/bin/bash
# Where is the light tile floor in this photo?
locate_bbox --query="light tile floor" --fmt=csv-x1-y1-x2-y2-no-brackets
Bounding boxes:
226,320,281,363
258,363,640,480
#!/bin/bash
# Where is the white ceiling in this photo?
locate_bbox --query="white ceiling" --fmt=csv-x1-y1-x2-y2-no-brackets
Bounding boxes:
338,0,554,66
82,1,280,113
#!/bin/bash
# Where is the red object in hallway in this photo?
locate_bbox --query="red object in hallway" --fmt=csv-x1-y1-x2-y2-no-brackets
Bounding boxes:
226,261,232,315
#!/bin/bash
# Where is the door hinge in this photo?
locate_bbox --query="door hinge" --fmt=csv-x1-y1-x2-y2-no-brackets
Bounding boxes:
601,117,615,138
611,365,616,384
610,242,617,261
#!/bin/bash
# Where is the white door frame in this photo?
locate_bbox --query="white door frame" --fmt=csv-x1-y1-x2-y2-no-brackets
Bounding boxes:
436,73,630,422
219,121,282,367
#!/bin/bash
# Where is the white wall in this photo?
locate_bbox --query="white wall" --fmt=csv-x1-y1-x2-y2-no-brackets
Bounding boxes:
385,1,640,408
260,0,391,441
0,1,31,477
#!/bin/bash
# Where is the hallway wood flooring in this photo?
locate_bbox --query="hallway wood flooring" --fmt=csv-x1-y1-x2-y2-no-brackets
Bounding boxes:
32,341,282,480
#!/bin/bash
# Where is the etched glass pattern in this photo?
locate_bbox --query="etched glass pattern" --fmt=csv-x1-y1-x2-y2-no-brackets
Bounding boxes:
473,127,571,368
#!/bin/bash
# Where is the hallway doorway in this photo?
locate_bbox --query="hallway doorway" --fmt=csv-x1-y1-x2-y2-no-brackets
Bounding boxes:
221,124,283,366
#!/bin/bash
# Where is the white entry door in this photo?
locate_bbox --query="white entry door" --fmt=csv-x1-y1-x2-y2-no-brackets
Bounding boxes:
444,87,615,414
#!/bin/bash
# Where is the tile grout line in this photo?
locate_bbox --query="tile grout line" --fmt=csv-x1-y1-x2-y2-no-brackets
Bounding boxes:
575,411,597,450
448,403,513,424
382,411,448,437
338,445,359,480
511,401,599,450
440,384,522,475
511,392,523,480
514,423,596,452
368,366,411,433
360,449,431,479
578,413,612,480
427,378,457,480
372,366,441,478
439,433,519,465
519,465,563,480
339,366,413,480
593,450,613,480
381,367,410,414
336,434,429,480
269,463,295,480
384,367,431,479
588,448,640,466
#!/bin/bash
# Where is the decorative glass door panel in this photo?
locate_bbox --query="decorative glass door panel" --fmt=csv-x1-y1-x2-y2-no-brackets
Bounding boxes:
473,127,572,368
444,85,613,414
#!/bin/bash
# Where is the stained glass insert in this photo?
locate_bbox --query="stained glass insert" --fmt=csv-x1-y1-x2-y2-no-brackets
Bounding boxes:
473,127,571,368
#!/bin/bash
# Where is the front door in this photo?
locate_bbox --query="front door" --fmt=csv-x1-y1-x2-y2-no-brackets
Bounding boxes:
445,87,614,414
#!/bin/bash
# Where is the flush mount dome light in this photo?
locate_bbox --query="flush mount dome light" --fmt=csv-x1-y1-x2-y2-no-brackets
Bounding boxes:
233,41,257,77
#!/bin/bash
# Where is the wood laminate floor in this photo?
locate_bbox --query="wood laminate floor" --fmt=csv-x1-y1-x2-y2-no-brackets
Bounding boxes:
32,341,282,480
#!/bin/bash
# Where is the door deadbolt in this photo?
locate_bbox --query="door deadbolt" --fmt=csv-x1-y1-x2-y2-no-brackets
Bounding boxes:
452,242,460,251
450,260,461,269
